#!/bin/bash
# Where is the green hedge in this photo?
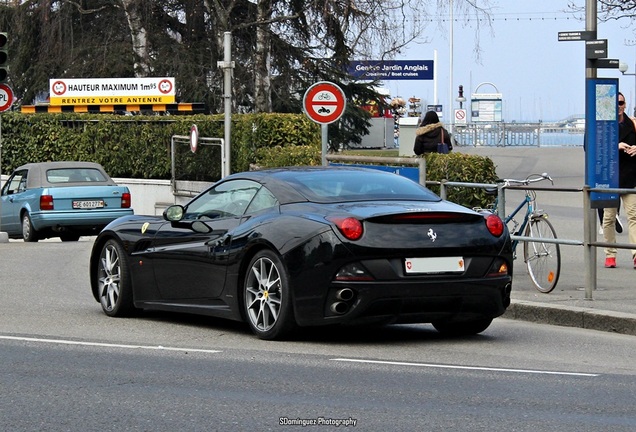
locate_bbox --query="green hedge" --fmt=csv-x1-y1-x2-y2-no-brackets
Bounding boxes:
0,112,495,208
0,112,321,179
422,152,497,209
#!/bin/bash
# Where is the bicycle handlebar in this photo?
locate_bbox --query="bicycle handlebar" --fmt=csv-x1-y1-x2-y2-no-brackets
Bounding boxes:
495,172,553,187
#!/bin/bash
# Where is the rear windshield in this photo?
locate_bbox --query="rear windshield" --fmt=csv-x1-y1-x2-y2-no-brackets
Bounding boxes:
278,169,440,202
47,168,108,183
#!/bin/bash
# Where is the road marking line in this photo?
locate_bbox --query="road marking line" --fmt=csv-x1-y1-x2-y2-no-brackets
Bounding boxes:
331,358,599,377
0,335,221,354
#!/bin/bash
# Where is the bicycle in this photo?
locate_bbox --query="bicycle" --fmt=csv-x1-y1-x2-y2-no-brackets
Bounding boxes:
486,173,561,293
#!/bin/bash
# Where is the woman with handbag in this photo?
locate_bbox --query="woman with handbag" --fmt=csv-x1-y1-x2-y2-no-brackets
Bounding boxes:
413,110,453,155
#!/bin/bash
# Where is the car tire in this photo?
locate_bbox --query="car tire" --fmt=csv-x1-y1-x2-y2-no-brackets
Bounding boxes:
60,234,81,242
432,318,493,336
22,212,39,242
96,239,136,317
243,250,297,340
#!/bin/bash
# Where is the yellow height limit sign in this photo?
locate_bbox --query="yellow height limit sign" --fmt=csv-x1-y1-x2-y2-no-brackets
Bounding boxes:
0,83,14,112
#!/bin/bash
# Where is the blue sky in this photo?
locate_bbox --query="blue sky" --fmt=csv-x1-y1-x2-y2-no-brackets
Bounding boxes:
382,0,636,122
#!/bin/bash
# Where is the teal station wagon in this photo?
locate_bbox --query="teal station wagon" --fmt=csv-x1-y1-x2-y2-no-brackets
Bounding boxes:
0,161,133,242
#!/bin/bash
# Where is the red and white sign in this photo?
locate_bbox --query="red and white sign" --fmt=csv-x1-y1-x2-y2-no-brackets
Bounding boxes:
0,83,14,112
190,124,199,153
454,109,467,125
303,81,346,124
48,77,176,105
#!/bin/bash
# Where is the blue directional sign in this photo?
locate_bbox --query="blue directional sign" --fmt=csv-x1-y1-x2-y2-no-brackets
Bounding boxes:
348,60,434,81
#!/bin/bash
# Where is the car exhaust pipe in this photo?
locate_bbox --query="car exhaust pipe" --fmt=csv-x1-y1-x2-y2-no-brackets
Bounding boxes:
330,301,349,315
503,283,512,308
335,288,355,301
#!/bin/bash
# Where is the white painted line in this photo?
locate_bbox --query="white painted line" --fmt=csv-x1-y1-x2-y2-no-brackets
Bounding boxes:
0,335,221,354
331,358,599,377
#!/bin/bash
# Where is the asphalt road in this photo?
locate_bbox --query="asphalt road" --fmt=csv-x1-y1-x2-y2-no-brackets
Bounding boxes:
2,239,636,431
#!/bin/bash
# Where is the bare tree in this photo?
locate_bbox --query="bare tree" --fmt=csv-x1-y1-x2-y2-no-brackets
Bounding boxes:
120,0,151,76
1,0,493,114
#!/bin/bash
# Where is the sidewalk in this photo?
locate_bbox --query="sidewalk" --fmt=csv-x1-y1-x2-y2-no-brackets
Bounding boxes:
457,146,636,336
505,268,636,336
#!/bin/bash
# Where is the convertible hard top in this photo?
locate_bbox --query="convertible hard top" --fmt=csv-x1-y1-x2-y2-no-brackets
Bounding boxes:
16,161,117,189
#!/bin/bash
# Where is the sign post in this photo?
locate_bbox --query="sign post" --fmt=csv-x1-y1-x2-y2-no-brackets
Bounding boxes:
0,83,12,242
302,81,346,165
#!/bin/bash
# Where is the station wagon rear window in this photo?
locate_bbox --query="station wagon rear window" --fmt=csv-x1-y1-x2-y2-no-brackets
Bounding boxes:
47,168,108,183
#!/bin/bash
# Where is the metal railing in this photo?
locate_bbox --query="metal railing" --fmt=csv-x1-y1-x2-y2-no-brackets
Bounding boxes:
438,180,636,300
452,122,584,147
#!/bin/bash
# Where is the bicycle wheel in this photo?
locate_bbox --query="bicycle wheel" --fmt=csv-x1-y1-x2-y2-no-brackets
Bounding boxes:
523,215,561,293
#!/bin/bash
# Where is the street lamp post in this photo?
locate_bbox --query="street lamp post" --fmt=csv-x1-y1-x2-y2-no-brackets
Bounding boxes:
619,61,636,116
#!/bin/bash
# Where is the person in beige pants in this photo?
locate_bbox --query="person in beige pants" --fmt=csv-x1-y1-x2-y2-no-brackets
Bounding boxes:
603,92,636,268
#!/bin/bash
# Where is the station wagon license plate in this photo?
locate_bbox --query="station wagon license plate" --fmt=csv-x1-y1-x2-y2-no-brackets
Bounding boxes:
73,200,104,209
404,257,465,274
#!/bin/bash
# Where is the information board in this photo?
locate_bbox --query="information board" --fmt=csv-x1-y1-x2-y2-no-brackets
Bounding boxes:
585,78,619,208
470,93,503,122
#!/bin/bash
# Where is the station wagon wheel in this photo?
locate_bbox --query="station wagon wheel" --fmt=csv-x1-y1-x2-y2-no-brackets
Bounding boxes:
60,234,80,242
432,318,493,336
243,250,296,340
22,212,39,242
96,239,136,317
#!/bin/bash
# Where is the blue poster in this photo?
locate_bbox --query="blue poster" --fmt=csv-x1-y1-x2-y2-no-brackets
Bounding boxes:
585,78,619,208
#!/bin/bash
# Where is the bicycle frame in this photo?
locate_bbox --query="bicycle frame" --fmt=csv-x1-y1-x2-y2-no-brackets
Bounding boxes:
488,173,560,293
495,189,535,257
504,192,534,252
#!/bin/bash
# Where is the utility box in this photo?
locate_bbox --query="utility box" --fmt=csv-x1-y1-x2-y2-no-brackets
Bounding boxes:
398,117,420,156
349,116,395,148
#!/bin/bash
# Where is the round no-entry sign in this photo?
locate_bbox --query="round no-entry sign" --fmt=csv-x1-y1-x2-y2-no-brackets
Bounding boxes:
303,81,346,125
0,83,14,113
190,124,199,153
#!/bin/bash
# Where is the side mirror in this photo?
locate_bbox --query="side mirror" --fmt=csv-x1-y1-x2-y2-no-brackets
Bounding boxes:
163,205,185,221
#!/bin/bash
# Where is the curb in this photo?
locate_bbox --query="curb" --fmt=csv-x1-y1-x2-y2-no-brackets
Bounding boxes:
504,300,636,336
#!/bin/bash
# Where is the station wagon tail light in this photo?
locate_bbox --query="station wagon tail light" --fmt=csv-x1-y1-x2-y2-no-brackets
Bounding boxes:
40,195,54,210
327,216,363,241
121,192,131,208
485,213,504,237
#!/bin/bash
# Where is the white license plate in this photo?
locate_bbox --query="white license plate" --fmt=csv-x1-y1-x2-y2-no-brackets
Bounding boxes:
404,257,465,274
73,200,104,209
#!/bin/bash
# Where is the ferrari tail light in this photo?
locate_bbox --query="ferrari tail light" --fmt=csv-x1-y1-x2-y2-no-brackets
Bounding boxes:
485,213,504,237
327,216,363,241
334,262,374,281
121,192,131,208
486,258,510,277
40,195,54,210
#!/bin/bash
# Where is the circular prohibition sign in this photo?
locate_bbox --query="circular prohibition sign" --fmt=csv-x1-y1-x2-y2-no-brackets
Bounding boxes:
0,83,14,112
303,81,347,125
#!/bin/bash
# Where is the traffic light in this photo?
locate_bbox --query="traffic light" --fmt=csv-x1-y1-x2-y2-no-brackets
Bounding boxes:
0,32,7,83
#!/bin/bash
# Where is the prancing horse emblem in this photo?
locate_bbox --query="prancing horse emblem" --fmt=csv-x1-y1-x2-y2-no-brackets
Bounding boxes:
427,228,437,242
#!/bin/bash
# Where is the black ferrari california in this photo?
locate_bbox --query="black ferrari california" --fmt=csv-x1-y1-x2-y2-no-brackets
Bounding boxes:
89,166,513,340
